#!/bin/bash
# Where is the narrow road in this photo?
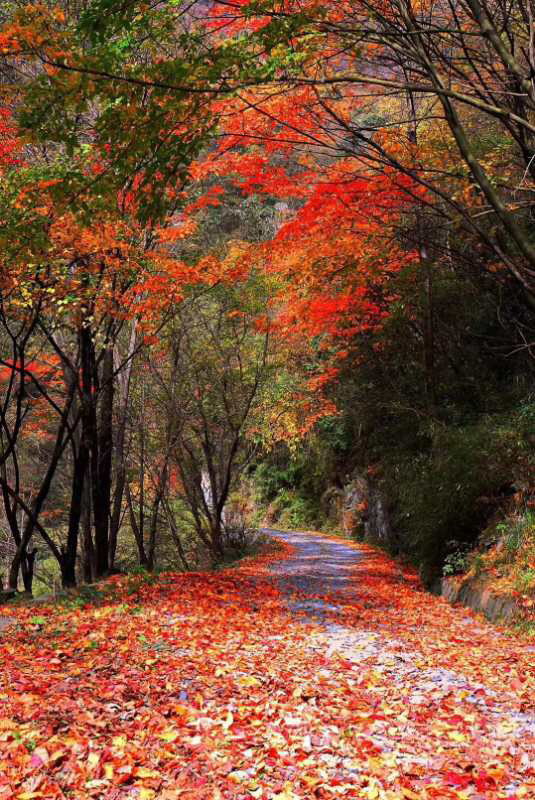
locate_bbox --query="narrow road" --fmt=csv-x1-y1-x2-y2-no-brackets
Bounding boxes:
263,528,369,621
264,528,366,593
262,528,535,795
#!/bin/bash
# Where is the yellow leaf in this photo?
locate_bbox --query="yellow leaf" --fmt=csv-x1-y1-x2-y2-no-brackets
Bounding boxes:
135,767,160,779
159,729,180,743
401,789,421,800
237,675,261,688
31,747,49,765
16,794,43,799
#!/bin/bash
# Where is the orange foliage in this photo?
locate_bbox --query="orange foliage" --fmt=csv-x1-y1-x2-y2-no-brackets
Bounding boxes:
184,79,424,400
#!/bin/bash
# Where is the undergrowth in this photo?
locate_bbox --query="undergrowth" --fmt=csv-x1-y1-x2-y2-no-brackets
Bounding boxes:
444,509,535,615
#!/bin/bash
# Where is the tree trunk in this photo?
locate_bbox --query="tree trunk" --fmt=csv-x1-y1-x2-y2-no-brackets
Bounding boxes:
8,545,23,592
60,552,77,588
210,518,225,560
63,436,90,589
147,494,162,572
9,544,38,594
423,261,437,412
21,549,37,594
93,346,114,576
138,380,145,560
5,388,76,591
163,495,189,570
81,476,95,582
126,481,148,566
109,322,137,569
109,465,125,569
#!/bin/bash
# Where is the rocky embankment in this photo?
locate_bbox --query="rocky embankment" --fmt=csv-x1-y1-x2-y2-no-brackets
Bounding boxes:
437,575,521,623
325,472,525,624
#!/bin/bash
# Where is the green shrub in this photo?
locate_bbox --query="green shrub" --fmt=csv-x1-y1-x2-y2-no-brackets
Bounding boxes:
515,567,535,592
254,459,307,504
501,511,535,558
270,489,322,529
443,547,470,576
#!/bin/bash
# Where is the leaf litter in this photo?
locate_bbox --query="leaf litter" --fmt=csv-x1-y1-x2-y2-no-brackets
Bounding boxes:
0,531,533,799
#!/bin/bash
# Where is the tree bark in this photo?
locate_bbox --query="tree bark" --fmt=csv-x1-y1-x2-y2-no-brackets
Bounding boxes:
93,346,114,576
109,323,137,568
81,474,95,582
126,480,148,567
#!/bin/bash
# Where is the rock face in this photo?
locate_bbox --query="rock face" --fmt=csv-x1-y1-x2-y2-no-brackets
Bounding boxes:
341,472,393,547
367,482,391,546
320,487,344,527
441,576,519,622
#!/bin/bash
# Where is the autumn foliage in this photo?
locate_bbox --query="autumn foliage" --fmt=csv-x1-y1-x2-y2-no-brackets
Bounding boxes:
1,3,535,797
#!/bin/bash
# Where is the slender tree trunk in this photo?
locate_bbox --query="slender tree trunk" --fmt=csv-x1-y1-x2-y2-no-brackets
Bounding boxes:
162,495,189,570
81,476,95,582
93,347,114,576
109,322,137,569
63,445,89,588
147,457,170,571
147,498,160,572
138,380,145,557
423,260,437,412
2,451,22,590
210,518,225,559
6,532,21,593
60,552,77,588
126,481,148,566
79,325,109,578
403,73,437,414
108,465,125,570
6,389,76,591
21,549,37,594
7,549,21,592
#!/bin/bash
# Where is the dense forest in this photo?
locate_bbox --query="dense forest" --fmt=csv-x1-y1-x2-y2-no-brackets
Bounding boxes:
1,0,535,596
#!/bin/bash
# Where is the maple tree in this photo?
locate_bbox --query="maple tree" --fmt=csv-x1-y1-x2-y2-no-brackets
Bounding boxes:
0,0,532,585
1,3,535,800
0,124,203,589
202,0,535,297
0,0,239,589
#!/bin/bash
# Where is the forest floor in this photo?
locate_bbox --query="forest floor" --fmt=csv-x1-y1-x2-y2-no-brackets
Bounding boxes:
0,530,534,799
